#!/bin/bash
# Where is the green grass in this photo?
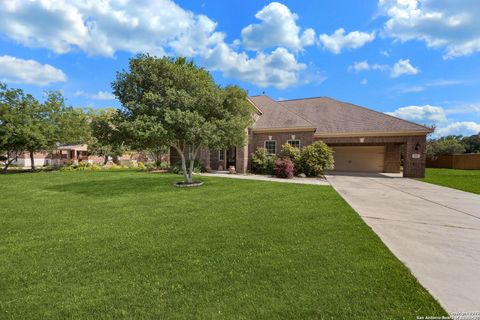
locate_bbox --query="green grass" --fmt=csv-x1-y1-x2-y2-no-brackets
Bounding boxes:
0,171,445,319
420,168,480,194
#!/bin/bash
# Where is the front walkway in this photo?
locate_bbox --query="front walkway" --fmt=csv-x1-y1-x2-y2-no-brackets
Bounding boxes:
326,172,480,314
200,172,329,185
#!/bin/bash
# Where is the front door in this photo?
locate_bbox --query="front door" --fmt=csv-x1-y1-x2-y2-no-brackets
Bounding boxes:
226,148,236,168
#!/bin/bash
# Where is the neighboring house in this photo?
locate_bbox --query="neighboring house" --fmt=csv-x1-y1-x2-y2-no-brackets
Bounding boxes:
186,95,431,178
11,144,149,167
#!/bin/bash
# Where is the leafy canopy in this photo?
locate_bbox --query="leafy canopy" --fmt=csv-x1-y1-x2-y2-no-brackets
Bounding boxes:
112,55,253,183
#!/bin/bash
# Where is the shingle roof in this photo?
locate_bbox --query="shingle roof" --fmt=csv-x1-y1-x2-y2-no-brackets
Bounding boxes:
248,95,316,130
277,96,431,135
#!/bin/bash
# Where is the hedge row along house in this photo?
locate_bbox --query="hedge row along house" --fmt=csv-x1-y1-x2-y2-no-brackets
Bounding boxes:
176,95,431,178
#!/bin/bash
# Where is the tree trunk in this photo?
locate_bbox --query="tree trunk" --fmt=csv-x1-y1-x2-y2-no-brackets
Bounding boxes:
2,152,17,173
173,145,191,183
188,150,195,183
30,151,35,171
104,155,109,165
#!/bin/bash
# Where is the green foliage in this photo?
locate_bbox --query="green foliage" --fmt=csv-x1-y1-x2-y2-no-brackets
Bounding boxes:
87,108,124,162
427,135,466,157
462,134,480,153
298,141,334,177
112,55,253,183
251,148,277,175
59,162,133,172
0,83,89,171
279,143,300,170
170,160,203,174
137,161,146,170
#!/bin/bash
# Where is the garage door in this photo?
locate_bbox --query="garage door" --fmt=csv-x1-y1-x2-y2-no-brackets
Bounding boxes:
332,146,385,172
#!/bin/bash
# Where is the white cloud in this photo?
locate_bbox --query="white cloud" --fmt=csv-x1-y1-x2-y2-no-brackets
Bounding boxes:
241,2,315,51
435,122,480,137
399,79,464,94
0,0,314,89
387,105,447,123
75,90,115,100
391,59,420,77
0,55,66,86
361,78,368,85
319,28,375,54
203,46,306,89
387,103,480,137
379,0,480,58
348,60,388,72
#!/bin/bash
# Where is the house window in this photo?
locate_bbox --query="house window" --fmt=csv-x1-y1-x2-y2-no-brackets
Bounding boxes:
264,140,277,155
287,140,300,149
219,150,225,161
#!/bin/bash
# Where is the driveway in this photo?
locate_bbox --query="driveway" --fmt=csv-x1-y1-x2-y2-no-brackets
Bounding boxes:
326,172,480,315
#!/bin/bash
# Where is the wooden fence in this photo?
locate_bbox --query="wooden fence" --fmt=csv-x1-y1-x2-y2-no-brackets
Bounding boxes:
426,153,480,170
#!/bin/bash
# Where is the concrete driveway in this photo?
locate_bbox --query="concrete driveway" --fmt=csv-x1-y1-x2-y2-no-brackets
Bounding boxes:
326,172,480,315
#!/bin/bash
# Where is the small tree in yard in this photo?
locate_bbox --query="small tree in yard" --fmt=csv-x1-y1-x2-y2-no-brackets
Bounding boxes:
113,55,253,184
88,108,125,164
298,141,334,177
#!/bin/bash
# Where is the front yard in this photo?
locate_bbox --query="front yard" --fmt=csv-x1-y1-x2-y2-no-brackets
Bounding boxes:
421,168,480,195
0,171,445,319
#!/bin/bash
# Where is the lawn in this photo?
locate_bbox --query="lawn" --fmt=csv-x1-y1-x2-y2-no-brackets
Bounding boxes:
0,171,445,319
421,168,480,195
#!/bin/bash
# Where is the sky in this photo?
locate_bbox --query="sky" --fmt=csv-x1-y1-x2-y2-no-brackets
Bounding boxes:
0,0,479,138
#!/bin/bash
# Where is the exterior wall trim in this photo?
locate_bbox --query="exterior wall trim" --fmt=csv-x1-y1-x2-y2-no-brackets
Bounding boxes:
252,127,317,133
315,131,431,138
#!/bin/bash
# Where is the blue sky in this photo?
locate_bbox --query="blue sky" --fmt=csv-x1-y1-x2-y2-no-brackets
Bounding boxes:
0,0,479,137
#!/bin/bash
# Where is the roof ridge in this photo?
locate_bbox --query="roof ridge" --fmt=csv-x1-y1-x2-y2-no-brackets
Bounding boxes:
279,96,328,102
251,95,316,128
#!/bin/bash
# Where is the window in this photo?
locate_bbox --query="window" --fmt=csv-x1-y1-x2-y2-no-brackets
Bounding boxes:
287,140,300,149
219,150,225,161
264,140,276,155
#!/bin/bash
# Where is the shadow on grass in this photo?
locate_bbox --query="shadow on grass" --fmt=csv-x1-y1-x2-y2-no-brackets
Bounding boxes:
45,174,197,197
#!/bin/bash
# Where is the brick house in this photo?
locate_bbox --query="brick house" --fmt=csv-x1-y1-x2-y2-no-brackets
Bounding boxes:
191,95,431,178
11,144,150,167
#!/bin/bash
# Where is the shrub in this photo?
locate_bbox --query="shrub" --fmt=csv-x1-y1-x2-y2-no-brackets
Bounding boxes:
298,141,334,177
251,148,276,175
137,161,146,169
274,159,295,179
170,160,203,174
159,161,170,169
280,143,300,163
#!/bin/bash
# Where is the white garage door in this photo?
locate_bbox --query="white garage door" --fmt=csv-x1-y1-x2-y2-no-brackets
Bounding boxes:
332,146,385,172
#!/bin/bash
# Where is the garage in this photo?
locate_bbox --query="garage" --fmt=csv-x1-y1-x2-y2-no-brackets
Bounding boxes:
331,146,385,172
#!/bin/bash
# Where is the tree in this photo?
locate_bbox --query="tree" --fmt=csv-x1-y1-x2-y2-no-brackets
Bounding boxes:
462,134,480,153
0,83,30,172
113,55,253,184
24,91,90,170
0,83,90,171
427,135,466,157
88,108,125,164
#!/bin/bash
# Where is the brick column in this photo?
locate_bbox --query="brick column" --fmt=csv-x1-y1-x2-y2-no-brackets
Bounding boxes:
403,136,427,178
384,143,401,173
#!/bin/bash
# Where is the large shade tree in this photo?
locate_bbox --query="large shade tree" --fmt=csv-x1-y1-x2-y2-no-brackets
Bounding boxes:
113,55,253,184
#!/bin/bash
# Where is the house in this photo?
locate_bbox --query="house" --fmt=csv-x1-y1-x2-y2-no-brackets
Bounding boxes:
11,144,150,168
192,95,432,178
